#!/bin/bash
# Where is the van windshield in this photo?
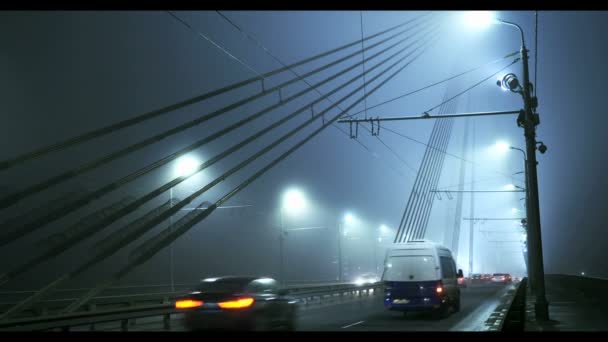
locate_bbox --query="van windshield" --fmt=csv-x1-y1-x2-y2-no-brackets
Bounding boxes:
383,255,437,281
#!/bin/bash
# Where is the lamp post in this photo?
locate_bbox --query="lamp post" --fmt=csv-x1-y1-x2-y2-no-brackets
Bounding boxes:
495,16,549,320
279,188,307,286
338,213,355,282
171,154,200,292
510,146,535,292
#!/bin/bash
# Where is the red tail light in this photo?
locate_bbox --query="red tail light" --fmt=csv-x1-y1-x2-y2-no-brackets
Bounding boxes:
175,299,203,309
436,280,444,295
218,297,255,309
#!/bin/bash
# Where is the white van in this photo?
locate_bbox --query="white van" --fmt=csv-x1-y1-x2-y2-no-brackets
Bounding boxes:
381,241,463,317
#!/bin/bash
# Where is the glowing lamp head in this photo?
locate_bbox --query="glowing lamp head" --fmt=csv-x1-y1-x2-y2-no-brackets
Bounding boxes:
494,141,510,153
344,213,355,224
463,11,495,29
282,188,307,213
174,155,199,178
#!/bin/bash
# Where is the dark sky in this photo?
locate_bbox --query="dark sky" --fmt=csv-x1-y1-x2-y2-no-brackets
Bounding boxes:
1,10,607,290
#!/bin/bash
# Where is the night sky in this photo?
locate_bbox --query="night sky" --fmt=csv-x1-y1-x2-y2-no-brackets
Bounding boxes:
1,10,607,291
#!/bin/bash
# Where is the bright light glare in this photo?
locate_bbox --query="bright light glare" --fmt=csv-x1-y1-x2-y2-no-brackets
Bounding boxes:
282,188,307,213
344,213,355,224
463,11,495,29
511,207,518,213
380,224,388,233
174,155,200,177
504,184,516,191
494,140,510,153
581,272,586,276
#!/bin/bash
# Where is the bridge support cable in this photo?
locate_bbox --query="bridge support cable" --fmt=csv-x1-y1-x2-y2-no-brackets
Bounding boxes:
394,93,449,243
0,200,174,319
0,40,439,318
0,21,436,212
393,103,442,243
451,117,470,256
61,35,440,314
0,30,439,304
417,102,456,240
0,25,439,247
0,12,434,172
407,100,454,242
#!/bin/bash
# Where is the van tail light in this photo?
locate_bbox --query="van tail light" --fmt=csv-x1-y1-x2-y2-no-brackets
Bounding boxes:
218,296,255,309
175,299,203,309
436,280,444,295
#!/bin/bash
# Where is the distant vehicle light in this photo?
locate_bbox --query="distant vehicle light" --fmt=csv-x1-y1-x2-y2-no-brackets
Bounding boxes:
175,299,203,309
218,297,255,309
436,286,443,294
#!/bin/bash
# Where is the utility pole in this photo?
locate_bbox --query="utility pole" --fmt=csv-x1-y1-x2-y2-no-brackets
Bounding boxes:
511,147,534,294
169,188,175,293
337,18,549,320
498,19,549,320
279,208,285,286
337,221,343,282
468,120,475,277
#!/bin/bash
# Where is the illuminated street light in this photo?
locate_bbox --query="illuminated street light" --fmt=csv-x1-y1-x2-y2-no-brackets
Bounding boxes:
504,184,516,191
463,11,495,29
168,153,201,292
344,213,355,225
173,154,200,177
279,187,309,285
494,140,510,153
282,188,307,214
380,224,389,234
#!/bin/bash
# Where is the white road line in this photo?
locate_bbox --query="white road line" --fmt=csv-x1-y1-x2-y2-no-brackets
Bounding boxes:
341,320,365,329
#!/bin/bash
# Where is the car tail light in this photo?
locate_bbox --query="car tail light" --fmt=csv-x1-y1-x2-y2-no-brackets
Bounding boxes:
175,299,203,309
218,297,255,309
436,281,444,295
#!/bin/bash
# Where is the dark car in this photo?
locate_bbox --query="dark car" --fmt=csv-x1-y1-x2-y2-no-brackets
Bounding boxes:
490,273,512,284
175,276,297,331
471,274,483,284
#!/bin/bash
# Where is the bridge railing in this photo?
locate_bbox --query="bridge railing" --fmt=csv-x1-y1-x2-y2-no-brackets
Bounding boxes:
0,282,383,331
482,278,527,331
0,283,198,318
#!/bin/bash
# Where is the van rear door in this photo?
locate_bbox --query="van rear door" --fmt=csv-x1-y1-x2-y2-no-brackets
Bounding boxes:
383,255,439,299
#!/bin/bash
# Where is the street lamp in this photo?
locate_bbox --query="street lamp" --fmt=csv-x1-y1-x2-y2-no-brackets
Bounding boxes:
279,188,308,285
467,11,549,320
338,212,356,282
376,225,390,275
168,154,201,292
494,140,510,153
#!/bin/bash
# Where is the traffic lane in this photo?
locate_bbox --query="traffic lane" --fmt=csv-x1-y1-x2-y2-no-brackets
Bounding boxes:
123,283,508,331
300,283,507,331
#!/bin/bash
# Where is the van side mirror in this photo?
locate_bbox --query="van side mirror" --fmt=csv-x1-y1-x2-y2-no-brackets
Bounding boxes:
457,269,464,278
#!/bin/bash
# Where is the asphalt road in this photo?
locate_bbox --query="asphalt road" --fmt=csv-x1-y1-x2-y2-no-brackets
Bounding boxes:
90,282,509,331
297,283,507,331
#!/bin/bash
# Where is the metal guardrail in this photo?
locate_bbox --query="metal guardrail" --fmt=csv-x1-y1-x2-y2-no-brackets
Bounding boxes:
482,278,527,331
0,282,382,331
0,284,199,318
501,277,527,331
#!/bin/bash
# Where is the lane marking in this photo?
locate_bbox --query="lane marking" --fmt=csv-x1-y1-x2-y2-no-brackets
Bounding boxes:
341,320,365,329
